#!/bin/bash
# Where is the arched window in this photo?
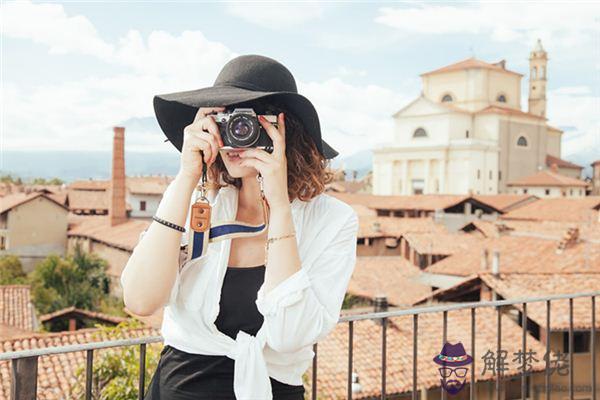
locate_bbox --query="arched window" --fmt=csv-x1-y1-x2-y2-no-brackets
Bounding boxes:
413,127,427,138
532,66,537,79
517,136,528,147
541,66,546,79
441,94,453,102
497,94,507,103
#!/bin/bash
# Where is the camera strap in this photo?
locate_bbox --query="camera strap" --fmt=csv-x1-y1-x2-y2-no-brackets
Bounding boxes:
187,158,269,262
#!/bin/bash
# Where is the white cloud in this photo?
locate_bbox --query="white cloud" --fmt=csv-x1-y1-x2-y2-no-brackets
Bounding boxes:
300,78,412,156
375,2,600,47
1,0,113,59
546,86,599,160
224,2,324,30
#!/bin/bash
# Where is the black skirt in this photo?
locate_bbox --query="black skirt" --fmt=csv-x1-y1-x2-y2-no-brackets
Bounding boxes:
144,265,305,400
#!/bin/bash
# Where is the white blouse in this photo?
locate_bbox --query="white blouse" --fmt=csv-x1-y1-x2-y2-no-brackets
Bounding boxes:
121,183,358,400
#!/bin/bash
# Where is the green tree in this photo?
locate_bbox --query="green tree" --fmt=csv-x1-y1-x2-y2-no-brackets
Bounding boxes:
70,320,162,400
0,255,28,284
30,243,110,315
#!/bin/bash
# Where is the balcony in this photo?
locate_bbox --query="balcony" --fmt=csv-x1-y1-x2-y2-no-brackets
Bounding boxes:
1,291,598,400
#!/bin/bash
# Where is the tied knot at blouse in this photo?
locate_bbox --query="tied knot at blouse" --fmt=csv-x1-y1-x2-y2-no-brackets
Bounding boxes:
121,183,359,400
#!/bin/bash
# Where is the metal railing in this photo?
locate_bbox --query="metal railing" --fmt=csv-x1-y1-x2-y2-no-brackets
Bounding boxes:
1,291,598,400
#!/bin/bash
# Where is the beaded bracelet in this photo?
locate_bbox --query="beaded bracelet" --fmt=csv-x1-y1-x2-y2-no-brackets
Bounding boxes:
152,215,186,233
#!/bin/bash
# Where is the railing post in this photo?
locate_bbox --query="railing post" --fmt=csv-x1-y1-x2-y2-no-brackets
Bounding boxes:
348,321,354,400
381,316,387,400
569,298,574,400
11,356,38,400
496,306,502,400
412,314,418,400
592,296,596,400
138,343,146,400
85,349,93,400
521,303,527,400
470,307,476,400
312,343,318,400
545,300,551,400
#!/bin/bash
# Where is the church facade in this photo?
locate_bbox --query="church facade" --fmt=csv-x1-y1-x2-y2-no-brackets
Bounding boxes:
373,39,568,195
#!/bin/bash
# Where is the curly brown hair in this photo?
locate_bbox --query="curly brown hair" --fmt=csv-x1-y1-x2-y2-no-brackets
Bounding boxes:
207,98,335,202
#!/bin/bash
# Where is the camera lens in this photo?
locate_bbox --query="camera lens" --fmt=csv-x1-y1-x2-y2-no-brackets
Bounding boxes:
227,114,259,146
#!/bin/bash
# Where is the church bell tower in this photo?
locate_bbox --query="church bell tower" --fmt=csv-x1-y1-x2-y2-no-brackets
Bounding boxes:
528,38,548,117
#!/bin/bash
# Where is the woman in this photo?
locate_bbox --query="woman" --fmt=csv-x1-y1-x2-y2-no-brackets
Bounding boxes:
120,55,359,400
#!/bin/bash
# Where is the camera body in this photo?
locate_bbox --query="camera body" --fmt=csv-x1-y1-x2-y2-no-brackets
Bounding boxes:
215,108,276,151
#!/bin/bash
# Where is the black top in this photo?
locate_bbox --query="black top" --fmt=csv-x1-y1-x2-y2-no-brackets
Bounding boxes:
144,265,305,400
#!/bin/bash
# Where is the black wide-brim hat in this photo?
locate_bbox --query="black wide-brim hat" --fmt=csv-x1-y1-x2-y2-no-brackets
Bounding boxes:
153,54,338,159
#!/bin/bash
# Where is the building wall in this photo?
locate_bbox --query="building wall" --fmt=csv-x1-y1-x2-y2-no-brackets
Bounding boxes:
498,119,547,192
546,129,562,158
593,163,600,195
128,193,162,218
422,69,521,112
509,186,586,198
556,167,582,180
3,197,68,272
530,331,600,399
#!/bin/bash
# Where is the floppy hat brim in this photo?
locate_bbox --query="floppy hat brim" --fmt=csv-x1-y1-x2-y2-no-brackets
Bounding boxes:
153,85,339,159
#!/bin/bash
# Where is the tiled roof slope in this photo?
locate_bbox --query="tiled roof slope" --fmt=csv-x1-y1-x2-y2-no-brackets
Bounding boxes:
310,307,546,399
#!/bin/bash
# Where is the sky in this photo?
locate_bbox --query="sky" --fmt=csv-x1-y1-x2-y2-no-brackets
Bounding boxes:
2,0,599,164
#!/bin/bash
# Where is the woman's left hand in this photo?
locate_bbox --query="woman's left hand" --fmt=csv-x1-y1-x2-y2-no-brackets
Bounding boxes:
238,112,290,209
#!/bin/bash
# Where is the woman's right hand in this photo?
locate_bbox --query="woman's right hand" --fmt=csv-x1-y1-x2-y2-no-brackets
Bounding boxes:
178,106,226,182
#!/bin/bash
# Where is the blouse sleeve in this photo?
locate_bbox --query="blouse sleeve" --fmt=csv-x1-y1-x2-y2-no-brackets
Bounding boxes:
254,206,359,353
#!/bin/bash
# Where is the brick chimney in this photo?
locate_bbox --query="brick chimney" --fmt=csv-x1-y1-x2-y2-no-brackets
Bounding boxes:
109,126,127,226
556,227,579,253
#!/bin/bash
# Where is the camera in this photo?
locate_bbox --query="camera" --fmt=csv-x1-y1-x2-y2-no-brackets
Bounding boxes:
214,108,276,152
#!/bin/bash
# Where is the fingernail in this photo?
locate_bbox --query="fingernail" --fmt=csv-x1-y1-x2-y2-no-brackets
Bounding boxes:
258,115,266,122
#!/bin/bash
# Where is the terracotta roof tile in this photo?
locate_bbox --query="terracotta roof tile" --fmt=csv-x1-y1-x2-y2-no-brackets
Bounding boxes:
331,192,469,212
311,307,545,399
358,216,447,238
0,285,35,332
476,105,546,120
472,194,537,212
0,192,68,214
0,326,160,400
480,273,600,330
502,197,600,223
420,57,523,77
68,216,150,254
403,232,482,256
39,306,128,325
507,170,588,187
426,234,600,277
546,154,583,170
349,257,432,307
67,189,132,212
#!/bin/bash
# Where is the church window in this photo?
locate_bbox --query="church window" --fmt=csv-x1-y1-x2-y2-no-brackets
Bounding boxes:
498,171,502,181
466,130,470,138
477,169,481,179
489,170,493,180
413,127,427,138
532,67,537,79
517,136,528,147
497,94,507,103
441,94,453,102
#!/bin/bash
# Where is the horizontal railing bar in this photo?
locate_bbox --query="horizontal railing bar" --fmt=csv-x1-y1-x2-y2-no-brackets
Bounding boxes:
0,335,163,361
338,291,600,322
2,291,598,362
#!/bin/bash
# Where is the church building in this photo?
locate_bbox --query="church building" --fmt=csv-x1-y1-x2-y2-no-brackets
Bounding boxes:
373,39,576,195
